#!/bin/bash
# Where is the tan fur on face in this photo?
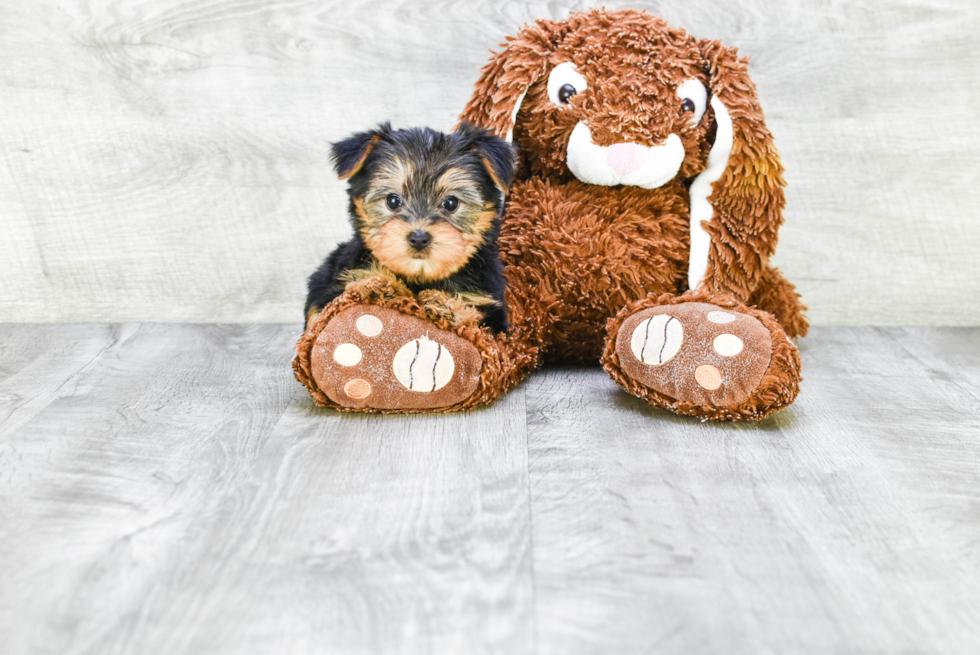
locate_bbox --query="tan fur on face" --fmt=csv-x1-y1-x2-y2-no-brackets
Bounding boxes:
363,219,477,282
433,167,488,231
436,167,475,194
355,158,496,282
352,196,370,224
374,157,413,196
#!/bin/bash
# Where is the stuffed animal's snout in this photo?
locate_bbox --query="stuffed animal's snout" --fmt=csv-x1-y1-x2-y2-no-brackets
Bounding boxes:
567,122,685,190
605,142,649,176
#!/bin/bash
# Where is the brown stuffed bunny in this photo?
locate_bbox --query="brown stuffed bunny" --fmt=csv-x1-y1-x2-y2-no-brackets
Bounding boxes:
295,8,806,421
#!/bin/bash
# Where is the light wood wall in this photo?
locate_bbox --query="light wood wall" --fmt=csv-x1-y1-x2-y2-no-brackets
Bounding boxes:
2,0,977,325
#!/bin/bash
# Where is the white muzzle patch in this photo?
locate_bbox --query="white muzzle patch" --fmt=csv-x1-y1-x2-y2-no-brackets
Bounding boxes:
566,122,685,190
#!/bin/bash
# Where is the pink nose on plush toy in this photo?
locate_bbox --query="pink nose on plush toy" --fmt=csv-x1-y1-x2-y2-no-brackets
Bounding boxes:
605,142,648,176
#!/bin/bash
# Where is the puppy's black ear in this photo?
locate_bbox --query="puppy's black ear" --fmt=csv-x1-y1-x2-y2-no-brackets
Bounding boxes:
331,123,389,180
457,122,517,193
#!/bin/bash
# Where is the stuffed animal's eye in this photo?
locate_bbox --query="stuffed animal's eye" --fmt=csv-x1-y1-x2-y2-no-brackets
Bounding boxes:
386,193,401,210
675,79,707,126
441,196,458,212
547,62,588,107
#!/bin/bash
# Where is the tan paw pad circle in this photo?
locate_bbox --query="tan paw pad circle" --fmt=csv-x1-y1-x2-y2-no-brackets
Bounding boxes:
392,337,456,393
630,314,683,365
343,378,372,399
356,314,383,337
707,311,736,324
310,305,484,410
333,343,362,367
713,334,744,357
694,364,722,390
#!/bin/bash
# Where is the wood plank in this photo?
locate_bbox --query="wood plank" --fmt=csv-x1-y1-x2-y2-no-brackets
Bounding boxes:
0,323,534,655
0,325,118,437
167,386,535,654
0,324,299,654
525,327,980,654
3,324,980,653
0,0,978,324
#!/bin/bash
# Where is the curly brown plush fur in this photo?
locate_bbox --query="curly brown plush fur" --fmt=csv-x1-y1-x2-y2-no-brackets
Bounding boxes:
457,9,805,408
295,8,806,420
459,9,807,332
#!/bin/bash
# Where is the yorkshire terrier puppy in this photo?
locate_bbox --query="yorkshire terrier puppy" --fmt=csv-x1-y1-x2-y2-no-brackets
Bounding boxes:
304,122,516,333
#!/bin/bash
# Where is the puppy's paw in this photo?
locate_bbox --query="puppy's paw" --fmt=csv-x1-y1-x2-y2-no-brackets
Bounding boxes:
307,305,483,411
342,270,413,304
416,290,493,327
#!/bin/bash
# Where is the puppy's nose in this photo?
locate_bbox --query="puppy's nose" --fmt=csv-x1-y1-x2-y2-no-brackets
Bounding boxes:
407,230,431,251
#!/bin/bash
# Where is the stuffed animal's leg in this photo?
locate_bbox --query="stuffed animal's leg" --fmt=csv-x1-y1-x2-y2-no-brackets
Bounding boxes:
293,274,542,413
601,290,802,421
748,264,809,339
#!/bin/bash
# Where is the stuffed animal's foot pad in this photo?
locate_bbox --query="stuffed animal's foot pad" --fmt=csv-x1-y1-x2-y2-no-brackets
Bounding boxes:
309,306,482,410
616,303,773,407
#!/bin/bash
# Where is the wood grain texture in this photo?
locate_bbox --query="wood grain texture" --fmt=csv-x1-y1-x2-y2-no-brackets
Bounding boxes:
526,327,980,654
0,1,978,325
0,323,534,654
2,324,980,654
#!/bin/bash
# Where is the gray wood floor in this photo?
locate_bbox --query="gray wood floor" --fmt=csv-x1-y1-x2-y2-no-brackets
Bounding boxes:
1,324,979,654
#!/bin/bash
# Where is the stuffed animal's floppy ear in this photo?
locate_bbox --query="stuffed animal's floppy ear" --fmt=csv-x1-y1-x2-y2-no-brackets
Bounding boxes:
330,123,389,180
457,19,567,142
456,122,517,193
689,41,787,299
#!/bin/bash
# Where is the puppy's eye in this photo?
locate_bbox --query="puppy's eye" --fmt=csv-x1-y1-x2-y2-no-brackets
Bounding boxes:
386,193,401,210
547,62,588,107
675,79,707,126
441,196,458,212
